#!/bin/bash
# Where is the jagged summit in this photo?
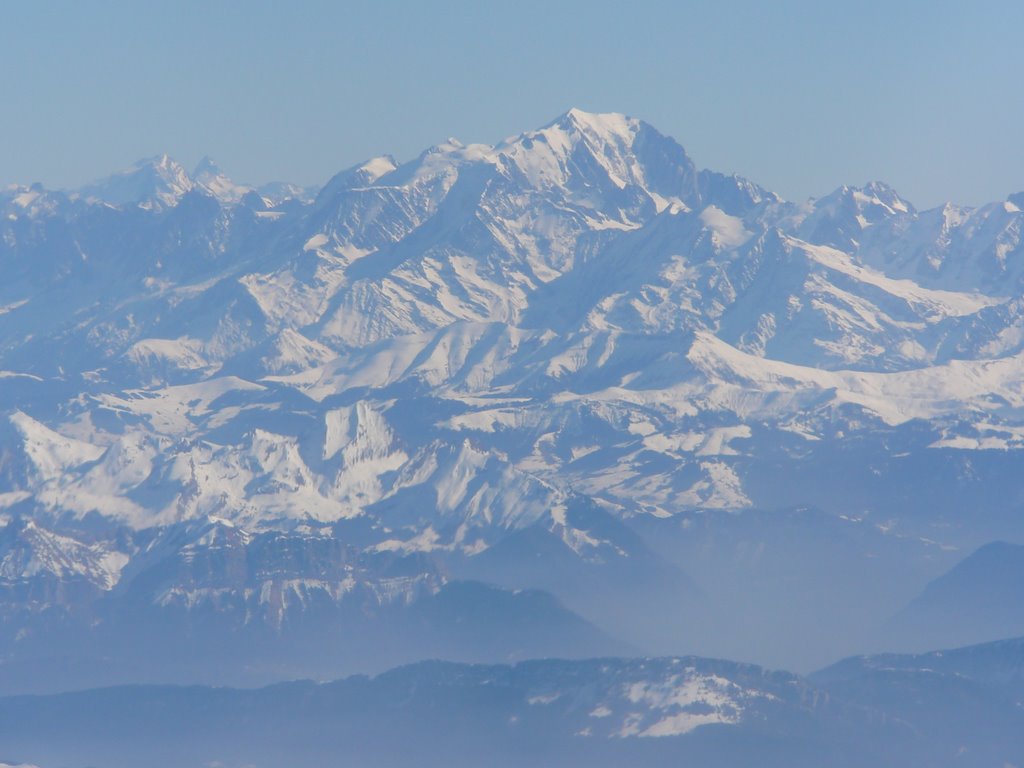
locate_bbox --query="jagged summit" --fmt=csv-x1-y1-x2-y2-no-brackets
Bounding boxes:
545,106,645,142
30,109,923,225
74,153,288,209
191,155,253,203
317,154,400,198
860,180,913,210
812,181,914,215
78,153,194,210
496,108,697,202
7,109,1005,225
192,155,222,178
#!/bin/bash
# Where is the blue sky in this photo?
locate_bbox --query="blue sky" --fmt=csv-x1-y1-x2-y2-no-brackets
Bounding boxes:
2,0,1021,208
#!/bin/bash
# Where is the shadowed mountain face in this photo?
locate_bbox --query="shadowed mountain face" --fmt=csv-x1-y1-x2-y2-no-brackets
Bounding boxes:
2,108,1024,689
0,515,628,694
5,642,1024,768
811,636,1024,766
883,540,1024,651
0,657,925,768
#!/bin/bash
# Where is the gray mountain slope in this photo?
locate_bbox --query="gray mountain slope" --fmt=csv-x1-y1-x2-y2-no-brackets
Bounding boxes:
883,540,1024,650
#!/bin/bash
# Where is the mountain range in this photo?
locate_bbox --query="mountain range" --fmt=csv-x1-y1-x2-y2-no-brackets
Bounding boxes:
6,637,1024,768
2,108,1024,731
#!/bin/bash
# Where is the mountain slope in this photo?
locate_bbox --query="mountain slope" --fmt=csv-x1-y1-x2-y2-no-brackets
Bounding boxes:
884,540,1024,650
3,108,1024,677
9,644,1024,768
0,656,909,768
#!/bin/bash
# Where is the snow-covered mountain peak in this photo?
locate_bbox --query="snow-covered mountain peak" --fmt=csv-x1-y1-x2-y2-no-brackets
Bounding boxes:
502,108,655,184
257,180,319,204
557,107,640,142
859,180,914,214
320,142,491,203
485,108,701,221
408,140,492,178
1,182,66,219
357,155,399,184
319,155,402,197
192,156,221,177
796,180,916,251
190,156,253,203
817,181,914,219
78,153,195,210
145,153,179,172
0,516,128,590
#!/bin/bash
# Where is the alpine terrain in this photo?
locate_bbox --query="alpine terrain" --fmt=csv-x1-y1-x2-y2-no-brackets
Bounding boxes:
2,109,1024,766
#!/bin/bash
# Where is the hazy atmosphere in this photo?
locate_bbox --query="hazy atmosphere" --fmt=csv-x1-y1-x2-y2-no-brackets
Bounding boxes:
3,3,1024,767
2,0,1023,207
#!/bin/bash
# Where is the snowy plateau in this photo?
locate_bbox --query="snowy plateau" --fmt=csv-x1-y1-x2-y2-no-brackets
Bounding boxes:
3,109,1024,766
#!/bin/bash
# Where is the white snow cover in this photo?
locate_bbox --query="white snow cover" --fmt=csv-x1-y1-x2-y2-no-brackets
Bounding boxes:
525,658,783,740
0,519,129,590
3,107,1024,544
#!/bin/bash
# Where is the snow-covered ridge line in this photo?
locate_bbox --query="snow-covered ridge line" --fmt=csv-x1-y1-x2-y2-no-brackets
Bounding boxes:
2,106,1024,538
